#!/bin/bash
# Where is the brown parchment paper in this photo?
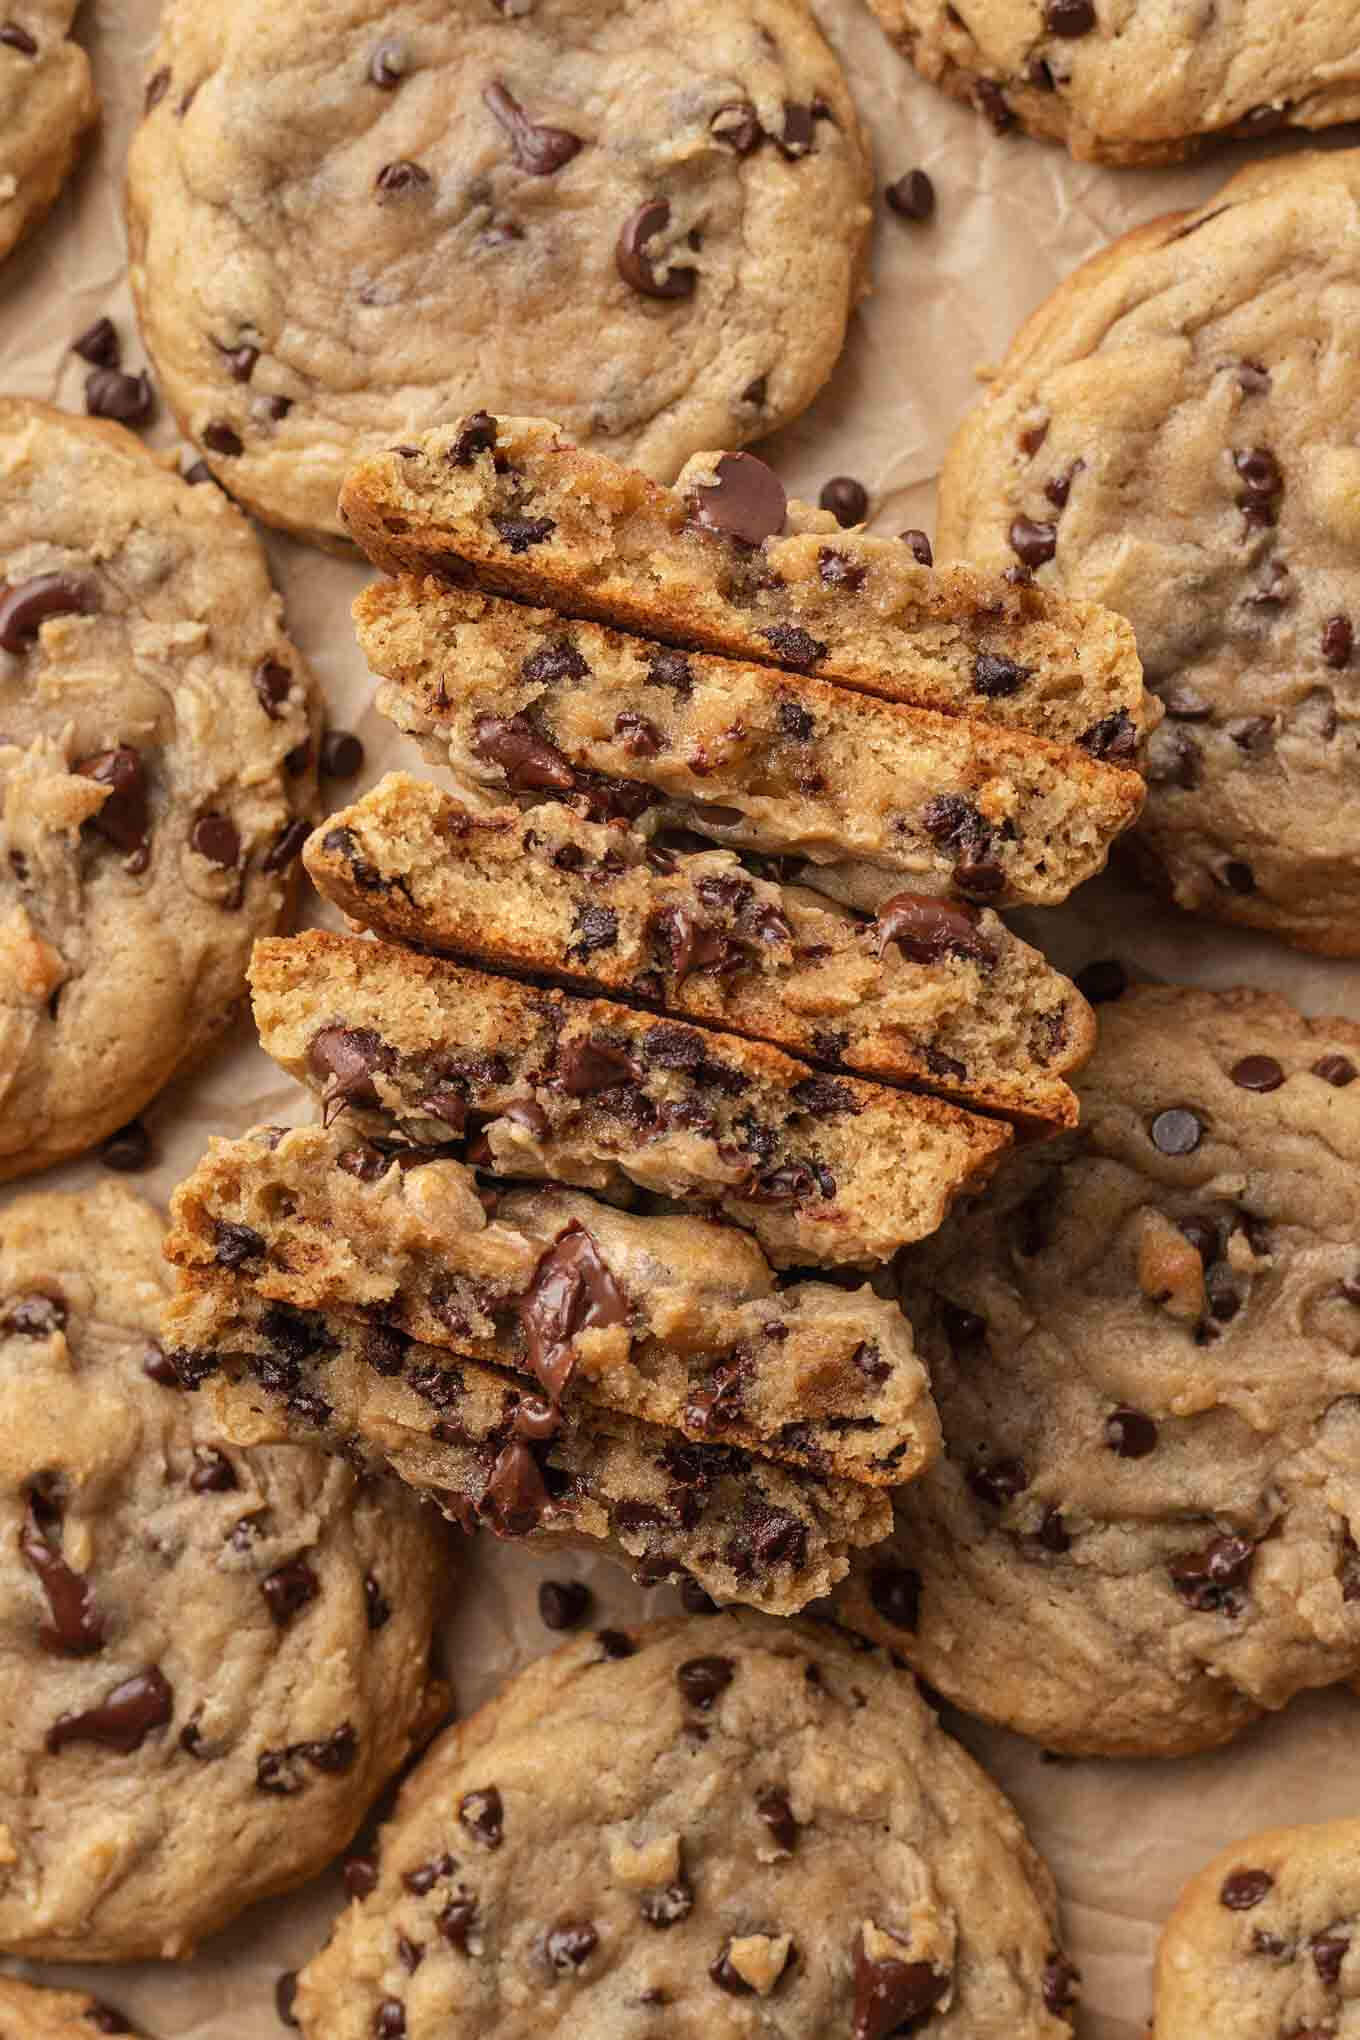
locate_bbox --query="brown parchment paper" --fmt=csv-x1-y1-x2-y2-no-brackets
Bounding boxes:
3,4,1359,2033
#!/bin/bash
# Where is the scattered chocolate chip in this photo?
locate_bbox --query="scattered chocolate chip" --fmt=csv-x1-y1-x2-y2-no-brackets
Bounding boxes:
367,36,406,86
759,622,826,672
967,1457,1029,1507
253,657,292,719
84,368,155,427
1170,1534,1254,1613
1105,1408,1157,1458
973,651,1031,697
1149,1107,1204,1156
275,1971,299,2027
616,198,696,299
1009,515,1057,568
538,1578,591,1630
900,528,933,566
1313,1054,1356,1087
0,571,98,652
344,1855,379,1901
3,1294,66,1338
47,1666,174,1753
72,316,120,368
1321,613,1353,668
692,451,786,547
101,1119,153,1172
1311,1931,1349,1984
756,1788,798,1853
973,77,1014,131
677,1655,734,1709
886,168,935,220
202,420,244,457
819,475,868,527
1045,0,1095,30
191,812,240,868
483,79,583,176
261,1558,320,1626
373,2002,406,2038
20,1488,104,1655
518,1224,629,1398
213,1220,265,1269
640,1877,694,1928
1220,1868,1274,1910
596,1627,636,1658
545,1919,598,1971
1074,958,1126,1004
711,99,762,152
473,711,575,790
460,1786,503,1847
1081,708,1139,762
853,1934,949,2040
321,729,365,779
376,159,431,198
875,891,992,966
189,1447,237,1493
1230,1054,1284,1093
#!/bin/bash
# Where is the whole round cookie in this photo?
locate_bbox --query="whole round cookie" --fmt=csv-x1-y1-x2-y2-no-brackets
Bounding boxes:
0,399,319,1181
0,1975,143,2036
835,982,1360,1758
124,0,872,547
938,153,1360,956
1155,1817,1360,2038
867,1,1360,165
0,1183,448,1961
294,1613,1079,2038
0,2,97,264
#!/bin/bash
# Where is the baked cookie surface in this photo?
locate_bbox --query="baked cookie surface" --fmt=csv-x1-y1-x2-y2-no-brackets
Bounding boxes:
0,400,318,1181
0,1,97,263
124,0,872,545
0,1183,447,1960
834,983,1360,1757
1155,1817,1360,2038
868,0,1360,165
295,1614,1079,2038
939,155,1360,955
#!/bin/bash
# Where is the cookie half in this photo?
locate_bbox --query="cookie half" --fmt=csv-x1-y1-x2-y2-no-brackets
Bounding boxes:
124,0,871,546
294,1615,1079,2038
834,983,1360,1757
939,154,1360,955
0,400,319,1180
306,773,1094,1133
0,1,97,264
0,1976,145,2036
1155,1817,1360,2038
0,1183,448,1960
866,0,1360,166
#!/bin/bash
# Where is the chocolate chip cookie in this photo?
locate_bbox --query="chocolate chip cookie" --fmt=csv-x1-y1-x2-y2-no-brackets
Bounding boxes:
307,772,1094,1133
165,1280,893,1617
248,931,1011,1268
0,399,319,1181
0,2,97,265
834,983,1360,1758
165,1119,941,1488
866,1,1360,166
1155,1817,1360,2038
124,0,871,547
293,1614,1079,2038
0,1976,143,2036
0,1182,448,1960
939,154,1360,955
339,413,1153,747
358,578,1145,911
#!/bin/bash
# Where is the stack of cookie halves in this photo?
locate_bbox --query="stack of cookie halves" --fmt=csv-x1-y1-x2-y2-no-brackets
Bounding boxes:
161,413,1156,1619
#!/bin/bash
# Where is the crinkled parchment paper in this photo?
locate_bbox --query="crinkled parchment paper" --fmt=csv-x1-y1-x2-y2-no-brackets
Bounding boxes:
2,3,1358,2033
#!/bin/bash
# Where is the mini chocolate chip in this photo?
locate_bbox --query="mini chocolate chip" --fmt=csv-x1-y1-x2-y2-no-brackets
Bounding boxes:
0,19,38,53
191,812,240,868
1230,1054,1284,1092
1221,1868,1274,1909
616,198,696,299
275,1971,299,2027
1105,1408,1158,1458
1322,613,1353,668
1313,1054,1356,1087
538,1578,591,1630
101,1119,153,1172
900,528,933,565
819,476,868,527
1009,515,1057,567
692,451,786,547
72,316,120,367
545,1919,598,1971
0,570,99,652
460,1786,504,1847
677,1655,733,1709
886,168,935,220
321,729,365,778
261,1558,320,1626
973,651,1031,697
1045,0,1095,29
1149,1107,1204,1156
1075,958,1126,1004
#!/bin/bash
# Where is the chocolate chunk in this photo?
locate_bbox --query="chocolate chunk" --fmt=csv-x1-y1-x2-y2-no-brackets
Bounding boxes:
321,729,365,779
900,528,933,566
875,891,992,966
710,1946,755,1996
760,623,826,672
1075,958,1126,1004
1149,1107,1204,1156
1219,858,1257,893
614,710,661,756
436,1887,479,1951
1045,0,1095,30
654,905,729,983
819,546,867,590
676,1654,733,1709
790,1074,859,1118
0,20,37,54
972,651,1031,697
1322,613,1353,668
886,169,935,220
373,2002,406,2038
596,1627,636,1658
819,476,868,527
142,1340,179,1385
20,1489,104,1655
616,199,696,299
261,1558,320,1626
73,746,150,859
1170,1534,1255,1612
450,412,497,465
1230,1055,1284,1092
692,452,787,547
1220,1868,1273,1909
711,99,762,152
85,368,155,427
1313,1053,1356,1087
1080,708,1138,762
344,1855,379,1901
1009,516,1057,567
203,420,244,456
1233,445,1282,502
189,1447,237,1493
473,712,576,790
483,80,582,176
853,1934,949,2040
756,1788,798,1853
558,1033,642,1095
252,657,291,720
538,1578,591,1630
545,1920,598,1971
308,1025,389,1115
646,646,694,697
1311,1931,1349,1984
1105,1408,1158,1458
501,1096,551,1137
72,316,120,367
492,510,556,552
1042,1952,1081,2014
967,1457,1028,1507
1038,1506,1072,1554
459,1786,504,1847
0,571,98,652
47,1666,173,1753
482,1441,552,1534
213,1220,265,1269
776,101,817,156
191,812,240,868
518,1224,629,1398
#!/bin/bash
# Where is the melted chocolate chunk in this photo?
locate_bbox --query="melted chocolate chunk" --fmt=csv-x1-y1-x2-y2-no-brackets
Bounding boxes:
473,711,576,790
482,79,582,175
308,1025,390,1117
518,1225,629,1398
691,452,787,547
47,1666,174,1753
1009,516,1057,568
558,1033,642,1095
1080,708,1138,762
875,891,992,966
74,746,150,858
852,1936,949,2040
760,622,827,672
1170,1535,1255,1613
616,198,696,298
492,511,556,553
459,1786,504,1847
213,1220,265,1269
676,1654,733,1709
481,1440,552,1534
261,1558,320,1626
756,1788,798,1853
20,1486,104,1655
972,651,1032,698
